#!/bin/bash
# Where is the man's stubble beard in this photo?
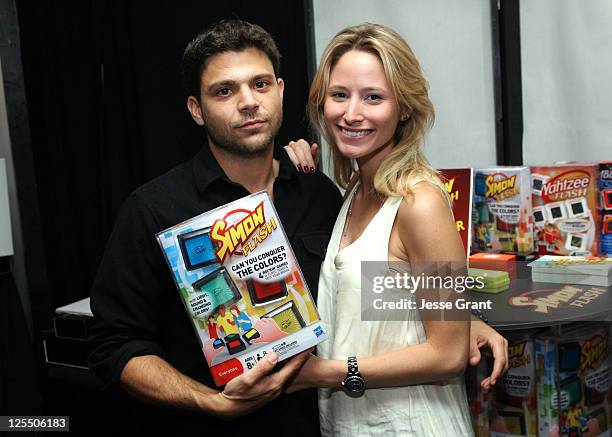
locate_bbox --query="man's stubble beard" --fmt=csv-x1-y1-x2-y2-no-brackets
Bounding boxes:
205,113,283,158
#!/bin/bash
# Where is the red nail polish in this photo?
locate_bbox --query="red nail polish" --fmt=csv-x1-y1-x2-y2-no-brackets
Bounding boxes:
310,166,315,172
297,164,302,171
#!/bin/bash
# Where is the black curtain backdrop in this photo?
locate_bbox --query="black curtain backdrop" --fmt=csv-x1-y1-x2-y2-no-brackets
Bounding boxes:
0,261,39,415
17,0,311,311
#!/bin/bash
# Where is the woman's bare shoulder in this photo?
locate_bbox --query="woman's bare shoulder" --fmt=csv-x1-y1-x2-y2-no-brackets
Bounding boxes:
396,181,462,261
399,181,450,221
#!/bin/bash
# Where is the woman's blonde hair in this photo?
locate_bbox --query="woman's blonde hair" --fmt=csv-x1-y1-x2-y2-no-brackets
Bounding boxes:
308,23,448,200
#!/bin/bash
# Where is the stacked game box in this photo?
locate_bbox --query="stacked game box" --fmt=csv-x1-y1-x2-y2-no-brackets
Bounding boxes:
439,168,473,256
467,268,510,293
472,167,534,256
528,255,612,287
531,164,601,256
535,324,610,437
469,252,517,280
599,162,612,256
466,359,491,437
489,331,538,437
156,191,327,386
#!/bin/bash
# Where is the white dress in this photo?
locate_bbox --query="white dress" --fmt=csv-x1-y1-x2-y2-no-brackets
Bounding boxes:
317,183,474,436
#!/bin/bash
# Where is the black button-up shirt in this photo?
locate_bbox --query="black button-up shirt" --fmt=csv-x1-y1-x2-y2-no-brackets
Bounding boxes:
88,145,342,435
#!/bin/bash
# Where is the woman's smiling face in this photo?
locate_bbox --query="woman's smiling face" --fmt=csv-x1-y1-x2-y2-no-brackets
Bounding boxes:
324,49,402,162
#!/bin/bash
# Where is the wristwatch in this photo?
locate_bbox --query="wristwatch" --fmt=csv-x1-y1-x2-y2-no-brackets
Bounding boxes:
341,356,365,397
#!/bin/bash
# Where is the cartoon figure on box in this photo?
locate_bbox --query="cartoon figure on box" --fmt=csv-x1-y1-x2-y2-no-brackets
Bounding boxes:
543,227,556,244
207,315,219,340
563,406,585,432
560,406,602,437
485,224,494,249
543,224,563,251
215,305,239,336
230,304,253,332
475,223,494,251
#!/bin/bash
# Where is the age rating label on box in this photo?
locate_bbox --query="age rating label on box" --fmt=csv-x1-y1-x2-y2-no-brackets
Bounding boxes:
0,416,69,432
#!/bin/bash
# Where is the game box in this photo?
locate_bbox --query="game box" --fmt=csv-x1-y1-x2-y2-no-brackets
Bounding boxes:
531,164,600,256
472,167,534,256
156,191,327,386
535,324,610,437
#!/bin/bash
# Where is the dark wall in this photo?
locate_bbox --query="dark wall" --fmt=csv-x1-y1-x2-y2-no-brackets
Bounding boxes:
17,0,311,312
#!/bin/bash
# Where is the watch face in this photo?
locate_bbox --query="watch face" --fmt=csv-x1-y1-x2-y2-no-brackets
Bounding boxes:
344,375,365,392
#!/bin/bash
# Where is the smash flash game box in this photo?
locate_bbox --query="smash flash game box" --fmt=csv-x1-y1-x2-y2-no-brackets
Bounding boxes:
535,325,610,437
465,358,491,437
156,191,327,386
472,167,535,256
531,164,601,256
489,331,538,437
439,168,473,256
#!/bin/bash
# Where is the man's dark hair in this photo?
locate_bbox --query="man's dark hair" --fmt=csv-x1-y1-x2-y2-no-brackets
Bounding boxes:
181,19,282,99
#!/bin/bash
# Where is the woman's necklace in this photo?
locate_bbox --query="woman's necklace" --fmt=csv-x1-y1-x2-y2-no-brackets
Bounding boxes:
342,182,387,242
342,184,360,240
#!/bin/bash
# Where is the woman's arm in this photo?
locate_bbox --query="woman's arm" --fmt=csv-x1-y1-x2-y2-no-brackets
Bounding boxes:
289,182,471,391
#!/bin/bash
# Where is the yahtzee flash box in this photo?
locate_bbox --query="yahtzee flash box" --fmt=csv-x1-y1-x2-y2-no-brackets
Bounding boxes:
531,164,601,256
472,167,534,256
156,191,327,386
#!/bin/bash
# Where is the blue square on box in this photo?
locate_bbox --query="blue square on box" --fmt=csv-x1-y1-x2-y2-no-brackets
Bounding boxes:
178,227,219,270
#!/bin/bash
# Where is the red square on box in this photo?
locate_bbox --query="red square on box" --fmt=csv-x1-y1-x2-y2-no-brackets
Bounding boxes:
604,215,612,234
602,189,612,210
246,279,288,306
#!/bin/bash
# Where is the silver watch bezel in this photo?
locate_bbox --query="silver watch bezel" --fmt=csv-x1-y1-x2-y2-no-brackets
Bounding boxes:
342,356,365,396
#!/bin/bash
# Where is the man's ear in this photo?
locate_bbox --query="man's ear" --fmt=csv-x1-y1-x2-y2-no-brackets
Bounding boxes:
187,96,206,126
277,77,285,102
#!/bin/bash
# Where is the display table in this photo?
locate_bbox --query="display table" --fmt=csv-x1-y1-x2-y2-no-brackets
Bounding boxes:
470,263,612,329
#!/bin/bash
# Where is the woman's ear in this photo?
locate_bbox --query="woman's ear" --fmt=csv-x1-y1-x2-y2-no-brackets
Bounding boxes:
400,106,412,122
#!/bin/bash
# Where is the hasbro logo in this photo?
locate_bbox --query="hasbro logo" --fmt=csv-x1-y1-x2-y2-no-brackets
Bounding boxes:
313,326,324,338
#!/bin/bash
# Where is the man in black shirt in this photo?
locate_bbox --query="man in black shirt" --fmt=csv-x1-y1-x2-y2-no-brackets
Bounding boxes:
88,20,340,434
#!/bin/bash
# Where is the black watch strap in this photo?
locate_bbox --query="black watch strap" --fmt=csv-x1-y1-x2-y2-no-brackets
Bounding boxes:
347,356,358,374
471,307,489,324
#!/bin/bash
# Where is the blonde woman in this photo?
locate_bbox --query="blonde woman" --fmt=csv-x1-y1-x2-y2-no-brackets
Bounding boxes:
285,23,505,436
